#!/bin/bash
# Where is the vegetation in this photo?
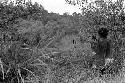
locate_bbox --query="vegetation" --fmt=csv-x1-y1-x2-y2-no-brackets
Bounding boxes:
0,0,125,83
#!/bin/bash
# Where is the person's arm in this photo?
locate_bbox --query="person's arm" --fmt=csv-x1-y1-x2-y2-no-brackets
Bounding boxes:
105,40,111,58
107,40,113,59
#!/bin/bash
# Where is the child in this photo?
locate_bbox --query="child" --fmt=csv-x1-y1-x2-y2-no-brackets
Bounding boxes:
91,27,113,69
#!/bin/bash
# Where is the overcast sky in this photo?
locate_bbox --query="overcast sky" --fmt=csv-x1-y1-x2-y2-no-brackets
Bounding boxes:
31,0,118,15
32,0,83,15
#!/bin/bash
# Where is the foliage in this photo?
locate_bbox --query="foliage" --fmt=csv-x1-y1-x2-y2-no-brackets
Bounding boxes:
65,0,88,7
0,0,125,83
65,0,125,81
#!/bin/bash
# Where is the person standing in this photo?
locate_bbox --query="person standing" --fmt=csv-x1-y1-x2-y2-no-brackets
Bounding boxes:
91,27,113,69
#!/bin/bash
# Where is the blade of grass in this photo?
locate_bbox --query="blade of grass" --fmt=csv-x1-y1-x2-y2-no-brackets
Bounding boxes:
11,76,20,83
17,69,25,83
6,67,11,75
0,58,5,80
20,67,39,83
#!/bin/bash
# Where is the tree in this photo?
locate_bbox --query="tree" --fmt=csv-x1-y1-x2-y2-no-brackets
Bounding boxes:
66,0,125,78
65,0,88,7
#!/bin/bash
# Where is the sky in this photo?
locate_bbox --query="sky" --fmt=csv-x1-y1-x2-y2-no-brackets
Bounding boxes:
31,0,118,15
32,0,83,15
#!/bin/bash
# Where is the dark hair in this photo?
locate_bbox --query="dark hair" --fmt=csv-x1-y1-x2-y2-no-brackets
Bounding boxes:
98,28,109,38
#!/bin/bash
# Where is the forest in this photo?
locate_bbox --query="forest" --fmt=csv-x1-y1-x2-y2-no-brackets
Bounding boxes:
0,0,125,83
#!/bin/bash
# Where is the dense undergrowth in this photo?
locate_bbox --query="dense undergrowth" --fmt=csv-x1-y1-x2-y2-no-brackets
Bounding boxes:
0,0,125,83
